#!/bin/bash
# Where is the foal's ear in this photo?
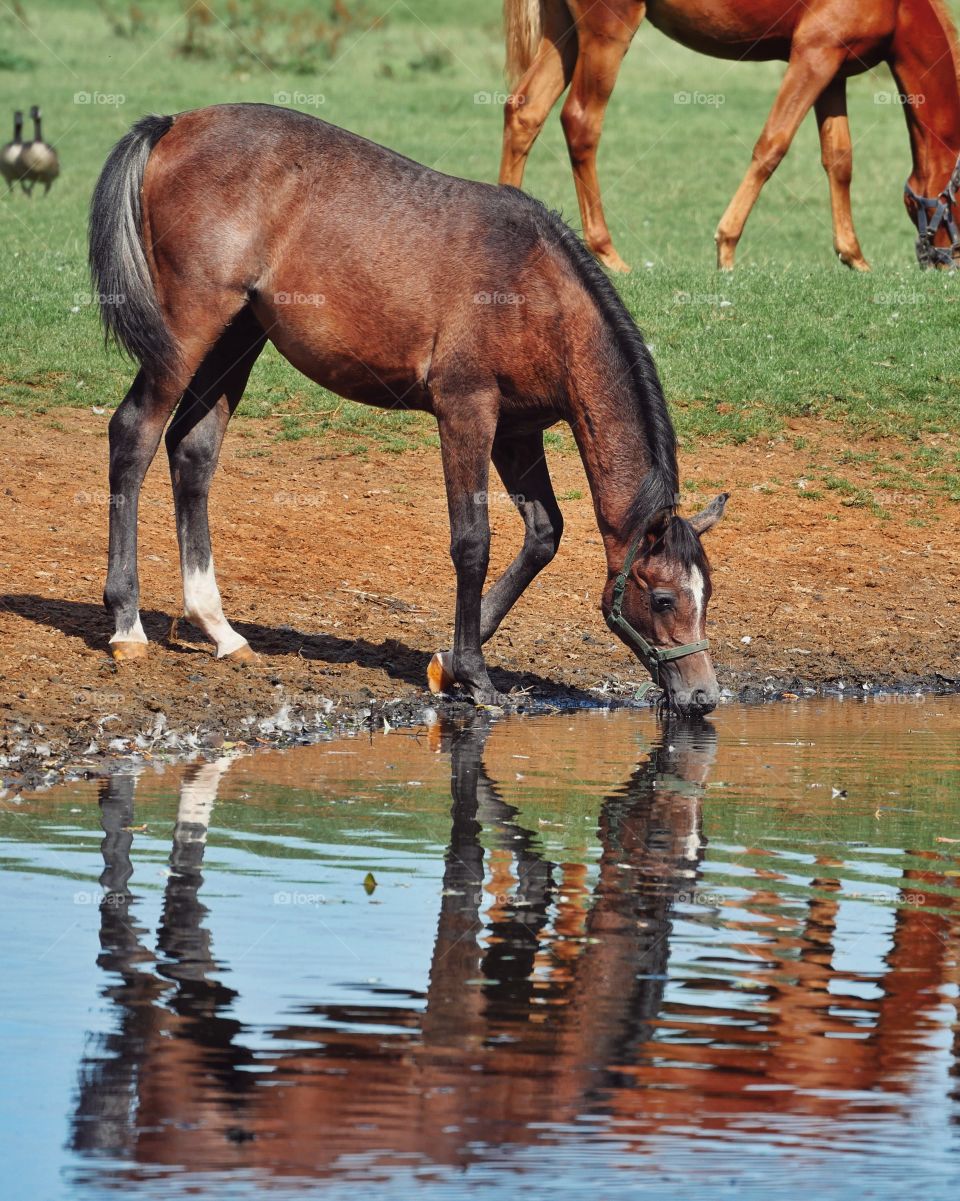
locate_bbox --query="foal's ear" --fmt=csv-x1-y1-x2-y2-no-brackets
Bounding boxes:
642,508,672,551
689,492,729,536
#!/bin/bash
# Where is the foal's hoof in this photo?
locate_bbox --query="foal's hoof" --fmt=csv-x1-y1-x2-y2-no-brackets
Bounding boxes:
223,642,260,665
427,651,455,694
110,641,148,662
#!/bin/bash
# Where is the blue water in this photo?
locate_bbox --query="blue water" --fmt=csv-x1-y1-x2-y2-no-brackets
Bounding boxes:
1,698,959,1200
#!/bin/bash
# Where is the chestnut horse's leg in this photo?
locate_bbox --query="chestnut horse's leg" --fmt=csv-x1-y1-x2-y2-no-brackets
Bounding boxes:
715,44,846,270
500,0,578,189
165,309,267,661
437,391,502,705
558,1,645,273
429,432,563,694
815,78,870,272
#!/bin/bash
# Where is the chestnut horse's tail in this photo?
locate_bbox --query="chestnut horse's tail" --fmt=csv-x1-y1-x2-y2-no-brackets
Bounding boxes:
88,113,175,373
504,0,544,86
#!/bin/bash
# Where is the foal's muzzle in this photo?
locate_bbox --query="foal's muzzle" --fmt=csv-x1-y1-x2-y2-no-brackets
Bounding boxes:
665,685,718,718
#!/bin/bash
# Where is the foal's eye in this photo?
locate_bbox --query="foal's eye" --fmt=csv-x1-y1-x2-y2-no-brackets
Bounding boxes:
651,592,675,613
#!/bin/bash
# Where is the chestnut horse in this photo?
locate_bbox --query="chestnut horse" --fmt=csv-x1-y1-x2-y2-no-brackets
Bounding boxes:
89,104,727,716
501,0,960,271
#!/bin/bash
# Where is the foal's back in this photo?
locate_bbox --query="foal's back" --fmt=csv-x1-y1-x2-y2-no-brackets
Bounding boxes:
143,103,575,411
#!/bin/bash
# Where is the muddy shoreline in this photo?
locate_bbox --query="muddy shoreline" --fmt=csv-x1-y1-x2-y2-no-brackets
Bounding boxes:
4,670,958,797
3,409,959,794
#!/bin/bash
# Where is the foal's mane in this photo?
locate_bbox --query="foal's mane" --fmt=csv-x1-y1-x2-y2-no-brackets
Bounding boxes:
517,194,703,565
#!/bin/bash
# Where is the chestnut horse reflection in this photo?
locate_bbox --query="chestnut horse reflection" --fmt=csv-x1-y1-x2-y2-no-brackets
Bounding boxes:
502,0,960,270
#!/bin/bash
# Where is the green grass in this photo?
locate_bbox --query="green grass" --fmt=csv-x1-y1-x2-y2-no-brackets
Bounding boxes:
2,0,960,475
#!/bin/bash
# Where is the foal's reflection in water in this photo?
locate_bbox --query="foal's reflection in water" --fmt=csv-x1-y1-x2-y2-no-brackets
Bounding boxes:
72,759,251,1158
424,716,715,1080
71,719,959,1180
70,719,718,1175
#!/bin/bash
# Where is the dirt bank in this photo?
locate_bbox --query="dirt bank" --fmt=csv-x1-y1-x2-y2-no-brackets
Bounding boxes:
2,408,958,793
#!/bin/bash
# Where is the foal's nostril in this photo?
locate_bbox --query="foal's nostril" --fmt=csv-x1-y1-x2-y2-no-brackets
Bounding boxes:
690,688,717,715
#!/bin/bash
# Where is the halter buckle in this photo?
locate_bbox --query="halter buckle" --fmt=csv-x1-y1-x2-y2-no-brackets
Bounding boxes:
905,156,960,269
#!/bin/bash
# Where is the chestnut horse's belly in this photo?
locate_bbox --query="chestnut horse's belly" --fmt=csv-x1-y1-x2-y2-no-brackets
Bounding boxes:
643,0,894,69
645,0,795,60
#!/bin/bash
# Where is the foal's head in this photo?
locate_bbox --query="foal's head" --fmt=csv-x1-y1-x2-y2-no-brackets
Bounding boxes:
603,494,728,718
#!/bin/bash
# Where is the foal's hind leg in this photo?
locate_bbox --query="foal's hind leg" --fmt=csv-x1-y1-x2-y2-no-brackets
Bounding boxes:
429,433,563,694
715,43,846,269
815,78,869,271
499,1,577,189
104,306,248,659
105,367,197,658
165,310,266,660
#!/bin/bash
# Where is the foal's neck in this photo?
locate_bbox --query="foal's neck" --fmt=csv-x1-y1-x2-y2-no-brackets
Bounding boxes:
564,321,666,570
891,0,960,195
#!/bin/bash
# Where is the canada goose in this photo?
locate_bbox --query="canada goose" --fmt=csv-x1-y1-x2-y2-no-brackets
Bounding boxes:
19,105,59,196
0,111,24,192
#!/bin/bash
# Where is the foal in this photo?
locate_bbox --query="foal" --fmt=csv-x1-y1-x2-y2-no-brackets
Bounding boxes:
90,104,726,715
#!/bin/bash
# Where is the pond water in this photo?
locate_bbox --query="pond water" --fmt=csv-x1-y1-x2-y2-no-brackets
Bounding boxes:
2,697,959,1201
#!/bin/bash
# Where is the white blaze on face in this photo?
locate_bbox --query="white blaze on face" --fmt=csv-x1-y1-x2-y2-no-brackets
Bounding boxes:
183,562,248,657
687,565,705,631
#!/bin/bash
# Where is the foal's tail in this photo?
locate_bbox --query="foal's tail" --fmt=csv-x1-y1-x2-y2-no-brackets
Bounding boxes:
504,0,544,86
88,113,175,373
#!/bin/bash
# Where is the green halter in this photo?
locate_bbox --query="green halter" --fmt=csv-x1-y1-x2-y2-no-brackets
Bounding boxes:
605,530,710,698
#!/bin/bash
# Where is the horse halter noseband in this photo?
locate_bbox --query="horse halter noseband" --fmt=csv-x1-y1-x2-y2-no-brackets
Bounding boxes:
905,152,960,268
605,530,709,697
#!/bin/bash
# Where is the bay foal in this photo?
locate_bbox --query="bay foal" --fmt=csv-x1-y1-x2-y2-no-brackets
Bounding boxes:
90,105,726,714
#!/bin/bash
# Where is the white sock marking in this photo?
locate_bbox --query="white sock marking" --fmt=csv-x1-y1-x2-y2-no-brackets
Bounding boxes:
177,757,235,832
183,562,248,657
109,615,147,645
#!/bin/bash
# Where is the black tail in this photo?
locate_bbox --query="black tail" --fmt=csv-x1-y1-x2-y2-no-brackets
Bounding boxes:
88,114,175,373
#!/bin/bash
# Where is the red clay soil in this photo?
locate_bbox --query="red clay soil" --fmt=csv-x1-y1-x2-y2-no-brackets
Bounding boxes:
1,408,958,791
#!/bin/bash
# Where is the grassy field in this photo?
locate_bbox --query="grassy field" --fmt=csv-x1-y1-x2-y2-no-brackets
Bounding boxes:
1,0,959,496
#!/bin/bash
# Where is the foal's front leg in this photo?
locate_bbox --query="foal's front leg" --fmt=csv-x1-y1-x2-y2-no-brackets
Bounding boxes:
429,432,563,695
437,396,503,705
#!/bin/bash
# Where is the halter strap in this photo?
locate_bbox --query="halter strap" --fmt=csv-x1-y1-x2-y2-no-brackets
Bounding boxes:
605,530,709,698
905,152,960,268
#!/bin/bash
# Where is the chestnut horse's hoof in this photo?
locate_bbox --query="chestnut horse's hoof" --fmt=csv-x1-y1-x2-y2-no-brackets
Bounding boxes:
840,253,871,273
110,640,148,662
427,651,455,694
595,245,630,274
223,642,260,664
